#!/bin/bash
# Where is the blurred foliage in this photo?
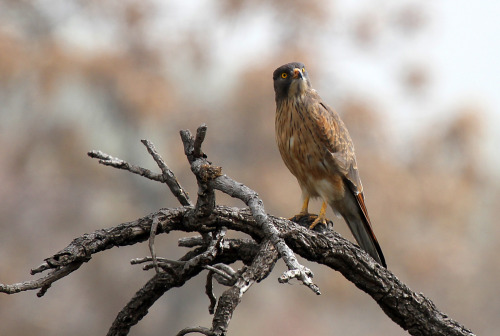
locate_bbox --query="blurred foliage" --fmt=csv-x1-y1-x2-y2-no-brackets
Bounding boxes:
0,1,497,335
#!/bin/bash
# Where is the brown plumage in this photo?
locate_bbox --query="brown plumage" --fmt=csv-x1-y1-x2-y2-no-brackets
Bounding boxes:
273,62,386,267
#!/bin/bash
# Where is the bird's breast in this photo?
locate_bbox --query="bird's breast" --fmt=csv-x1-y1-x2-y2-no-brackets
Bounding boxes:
275,98,342,199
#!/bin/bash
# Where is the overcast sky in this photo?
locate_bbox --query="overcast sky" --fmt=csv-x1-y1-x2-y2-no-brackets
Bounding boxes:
34,0,500,174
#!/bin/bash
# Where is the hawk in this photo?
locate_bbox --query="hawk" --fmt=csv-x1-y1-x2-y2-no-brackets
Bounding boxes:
273,62,386,267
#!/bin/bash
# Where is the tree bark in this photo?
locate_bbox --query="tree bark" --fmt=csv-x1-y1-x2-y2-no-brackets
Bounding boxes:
0,125,475,336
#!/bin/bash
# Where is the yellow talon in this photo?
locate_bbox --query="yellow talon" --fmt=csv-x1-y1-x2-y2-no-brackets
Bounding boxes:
309,201,328,229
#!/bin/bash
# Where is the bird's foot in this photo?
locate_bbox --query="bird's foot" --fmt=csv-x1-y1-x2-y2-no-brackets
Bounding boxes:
289,213,330,232
289,211,309,222
309,201,329,230
309,214,327,230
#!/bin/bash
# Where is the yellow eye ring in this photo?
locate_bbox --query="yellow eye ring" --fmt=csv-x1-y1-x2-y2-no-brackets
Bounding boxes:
281,73,288,79
302,67,305,72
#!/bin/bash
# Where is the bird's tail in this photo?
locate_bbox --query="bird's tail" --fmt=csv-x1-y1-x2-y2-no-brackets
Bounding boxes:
338,193,386,267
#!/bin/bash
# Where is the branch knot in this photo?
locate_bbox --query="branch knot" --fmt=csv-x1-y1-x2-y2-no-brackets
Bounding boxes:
199,164,223,183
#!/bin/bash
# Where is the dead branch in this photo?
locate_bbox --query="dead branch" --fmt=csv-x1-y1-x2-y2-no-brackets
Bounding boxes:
0,261,83,297
211,239,278,335
141,139,192,206
180,125,319,294
0,124,475,336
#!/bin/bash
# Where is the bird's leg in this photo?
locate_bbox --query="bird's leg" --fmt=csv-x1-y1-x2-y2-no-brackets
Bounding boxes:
309,201,328,229
299,196,310,216
289,196,310,221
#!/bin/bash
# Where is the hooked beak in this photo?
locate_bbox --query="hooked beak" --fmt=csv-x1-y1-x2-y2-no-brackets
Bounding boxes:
292,68,303,79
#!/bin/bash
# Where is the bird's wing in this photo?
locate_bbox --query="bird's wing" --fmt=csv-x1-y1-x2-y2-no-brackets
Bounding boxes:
307,93,363,194
312,97,386,267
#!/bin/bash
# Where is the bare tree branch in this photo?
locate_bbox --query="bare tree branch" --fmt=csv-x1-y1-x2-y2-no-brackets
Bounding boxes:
176,326,213,336
0,207,188,297
107,228,225,336
0,124,475,336
88,150,164,182
210,174,320,294
180,125,218,219
141,139,192,206
211,239,278,335
148,216,161,273
193,123,208,159
181,125,320,295
107,228,261,336
205,269,218,314
0,262,83,297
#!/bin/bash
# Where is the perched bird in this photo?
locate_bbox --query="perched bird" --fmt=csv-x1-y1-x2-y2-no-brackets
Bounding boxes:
273,62,386,267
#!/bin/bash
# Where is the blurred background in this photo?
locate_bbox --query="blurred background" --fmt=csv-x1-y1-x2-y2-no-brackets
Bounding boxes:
0,0,499,335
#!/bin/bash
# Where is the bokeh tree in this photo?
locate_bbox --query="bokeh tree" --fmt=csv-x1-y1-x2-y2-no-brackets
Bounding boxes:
0,1,497,335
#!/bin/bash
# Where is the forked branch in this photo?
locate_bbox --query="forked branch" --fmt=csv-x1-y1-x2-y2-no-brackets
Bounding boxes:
0,124,475,336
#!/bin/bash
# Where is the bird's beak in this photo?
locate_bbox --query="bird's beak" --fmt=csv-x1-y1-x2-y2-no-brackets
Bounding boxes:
292,68,303,79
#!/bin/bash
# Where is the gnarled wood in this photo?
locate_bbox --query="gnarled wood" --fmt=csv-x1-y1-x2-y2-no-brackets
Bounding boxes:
0,125,475,336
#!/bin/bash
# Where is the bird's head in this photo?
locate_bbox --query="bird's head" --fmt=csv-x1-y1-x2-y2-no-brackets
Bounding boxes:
273,62,311,102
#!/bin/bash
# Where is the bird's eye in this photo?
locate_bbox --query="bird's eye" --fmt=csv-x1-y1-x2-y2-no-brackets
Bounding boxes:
281,73,288,79
302,67,305,72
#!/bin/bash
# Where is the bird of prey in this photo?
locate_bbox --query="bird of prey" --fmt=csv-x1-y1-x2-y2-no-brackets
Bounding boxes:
273,62,386,267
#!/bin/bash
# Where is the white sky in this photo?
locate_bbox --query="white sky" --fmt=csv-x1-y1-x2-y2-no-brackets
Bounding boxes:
434,0,500,162
319,0,500,166
49,0,500,171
